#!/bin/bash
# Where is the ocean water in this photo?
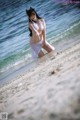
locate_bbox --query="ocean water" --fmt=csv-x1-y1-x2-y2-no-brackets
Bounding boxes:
0,0,80,81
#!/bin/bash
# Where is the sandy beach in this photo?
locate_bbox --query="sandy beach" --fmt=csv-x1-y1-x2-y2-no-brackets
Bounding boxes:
0,42,80,120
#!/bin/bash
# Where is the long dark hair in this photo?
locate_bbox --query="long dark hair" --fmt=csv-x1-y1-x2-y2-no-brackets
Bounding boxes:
26,7,42,37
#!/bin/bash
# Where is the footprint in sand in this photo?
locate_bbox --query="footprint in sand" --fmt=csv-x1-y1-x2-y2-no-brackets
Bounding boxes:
17,109,25,115
49,68,60,76
8,112,14,119
73,97,80,115
49,113,58,120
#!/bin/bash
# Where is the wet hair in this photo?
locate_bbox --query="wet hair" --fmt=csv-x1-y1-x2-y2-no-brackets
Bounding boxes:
26,7,42,36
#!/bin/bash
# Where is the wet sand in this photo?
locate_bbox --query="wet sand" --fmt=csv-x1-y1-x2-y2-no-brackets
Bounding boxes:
0,43,80,120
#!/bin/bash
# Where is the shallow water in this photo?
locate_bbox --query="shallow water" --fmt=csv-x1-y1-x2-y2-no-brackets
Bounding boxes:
0,0,80,81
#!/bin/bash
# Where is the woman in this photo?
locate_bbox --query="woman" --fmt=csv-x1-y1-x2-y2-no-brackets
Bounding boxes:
26,7,55,59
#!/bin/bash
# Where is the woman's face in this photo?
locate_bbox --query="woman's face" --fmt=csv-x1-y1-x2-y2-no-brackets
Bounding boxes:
30,12,37,21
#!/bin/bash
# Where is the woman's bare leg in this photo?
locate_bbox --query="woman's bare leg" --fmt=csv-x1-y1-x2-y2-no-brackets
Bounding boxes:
38,50,45,58
43,41,55,53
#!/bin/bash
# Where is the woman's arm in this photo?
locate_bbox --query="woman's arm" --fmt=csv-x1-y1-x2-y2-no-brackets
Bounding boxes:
42,19,46,43
29,23,39,36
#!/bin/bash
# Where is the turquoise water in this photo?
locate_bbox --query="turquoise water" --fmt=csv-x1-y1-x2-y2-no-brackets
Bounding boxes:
0,0,80,81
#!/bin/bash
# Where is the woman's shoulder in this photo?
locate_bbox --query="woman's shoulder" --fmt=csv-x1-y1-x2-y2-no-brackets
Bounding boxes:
29,21,32,25
28,22,34,30
40,18,45,22
40,19,46,27
29,22,33,27
40,19,46,26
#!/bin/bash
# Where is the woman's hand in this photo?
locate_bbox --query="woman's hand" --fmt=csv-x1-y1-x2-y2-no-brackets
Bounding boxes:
29,23,39,36
42,39,46,46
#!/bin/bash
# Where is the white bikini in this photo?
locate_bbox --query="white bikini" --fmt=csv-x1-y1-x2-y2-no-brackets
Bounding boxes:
32,20,44,31
30,20,44,59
